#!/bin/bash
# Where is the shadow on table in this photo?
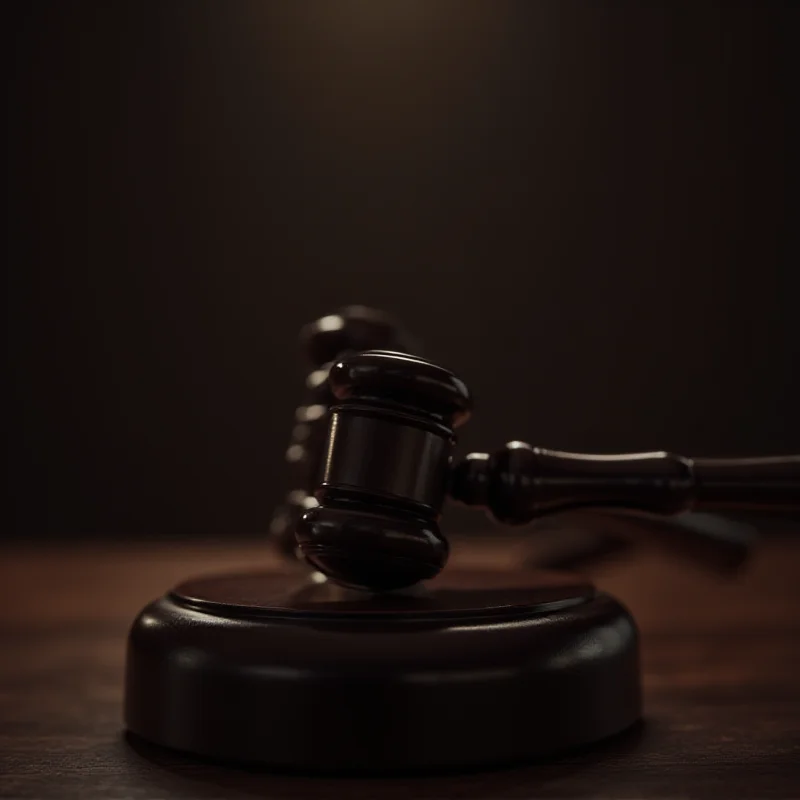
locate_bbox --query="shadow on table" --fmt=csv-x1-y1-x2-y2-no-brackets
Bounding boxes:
121,721,647,800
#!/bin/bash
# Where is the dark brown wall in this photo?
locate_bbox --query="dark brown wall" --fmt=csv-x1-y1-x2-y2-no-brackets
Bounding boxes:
7,1,798,536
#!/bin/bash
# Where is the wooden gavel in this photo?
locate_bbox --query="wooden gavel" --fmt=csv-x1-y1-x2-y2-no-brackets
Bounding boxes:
295,350,800,592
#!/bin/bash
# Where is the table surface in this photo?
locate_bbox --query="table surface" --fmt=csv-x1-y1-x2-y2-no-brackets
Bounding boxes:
1,532,799,800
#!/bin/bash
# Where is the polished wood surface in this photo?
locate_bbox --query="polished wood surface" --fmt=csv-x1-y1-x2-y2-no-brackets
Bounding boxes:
1,533,799,798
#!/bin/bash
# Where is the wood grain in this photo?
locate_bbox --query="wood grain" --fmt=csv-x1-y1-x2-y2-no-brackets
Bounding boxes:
1,534,799,799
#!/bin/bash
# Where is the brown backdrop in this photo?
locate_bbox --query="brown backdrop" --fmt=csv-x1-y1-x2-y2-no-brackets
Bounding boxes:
7,1,798,537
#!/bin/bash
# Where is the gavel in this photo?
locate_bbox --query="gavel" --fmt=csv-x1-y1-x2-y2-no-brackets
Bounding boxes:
296,350,800,592
124,347,800,771
268,306,418,558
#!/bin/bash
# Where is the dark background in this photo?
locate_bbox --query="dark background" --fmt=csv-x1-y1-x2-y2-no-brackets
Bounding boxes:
7,1,798,538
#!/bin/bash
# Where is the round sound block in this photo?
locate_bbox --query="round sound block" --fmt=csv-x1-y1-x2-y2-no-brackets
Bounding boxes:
125,569,640,772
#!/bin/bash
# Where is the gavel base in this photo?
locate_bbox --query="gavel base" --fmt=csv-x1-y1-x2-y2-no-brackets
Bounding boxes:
124,569,641,773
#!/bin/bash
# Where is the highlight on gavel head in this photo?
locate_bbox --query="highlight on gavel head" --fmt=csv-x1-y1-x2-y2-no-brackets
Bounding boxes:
295,350,472,592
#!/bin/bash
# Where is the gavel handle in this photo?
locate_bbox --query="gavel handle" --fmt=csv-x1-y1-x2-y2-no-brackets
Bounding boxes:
450,444,800,523
692,456,800,511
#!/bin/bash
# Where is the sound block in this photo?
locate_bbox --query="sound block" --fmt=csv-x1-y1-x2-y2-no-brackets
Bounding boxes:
125,569,641,772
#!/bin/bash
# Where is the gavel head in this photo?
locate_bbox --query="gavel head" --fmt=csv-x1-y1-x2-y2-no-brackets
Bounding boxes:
295,350,472,592
299,305,419,368
271,307,421,561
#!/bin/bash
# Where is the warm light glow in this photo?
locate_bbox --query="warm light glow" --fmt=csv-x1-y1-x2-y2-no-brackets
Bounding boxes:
296,404,327,423
306,368,330,390
315,314,344,333
286,444,305,462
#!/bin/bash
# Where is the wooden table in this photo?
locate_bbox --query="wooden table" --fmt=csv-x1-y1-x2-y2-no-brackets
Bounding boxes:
1,534,799,799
